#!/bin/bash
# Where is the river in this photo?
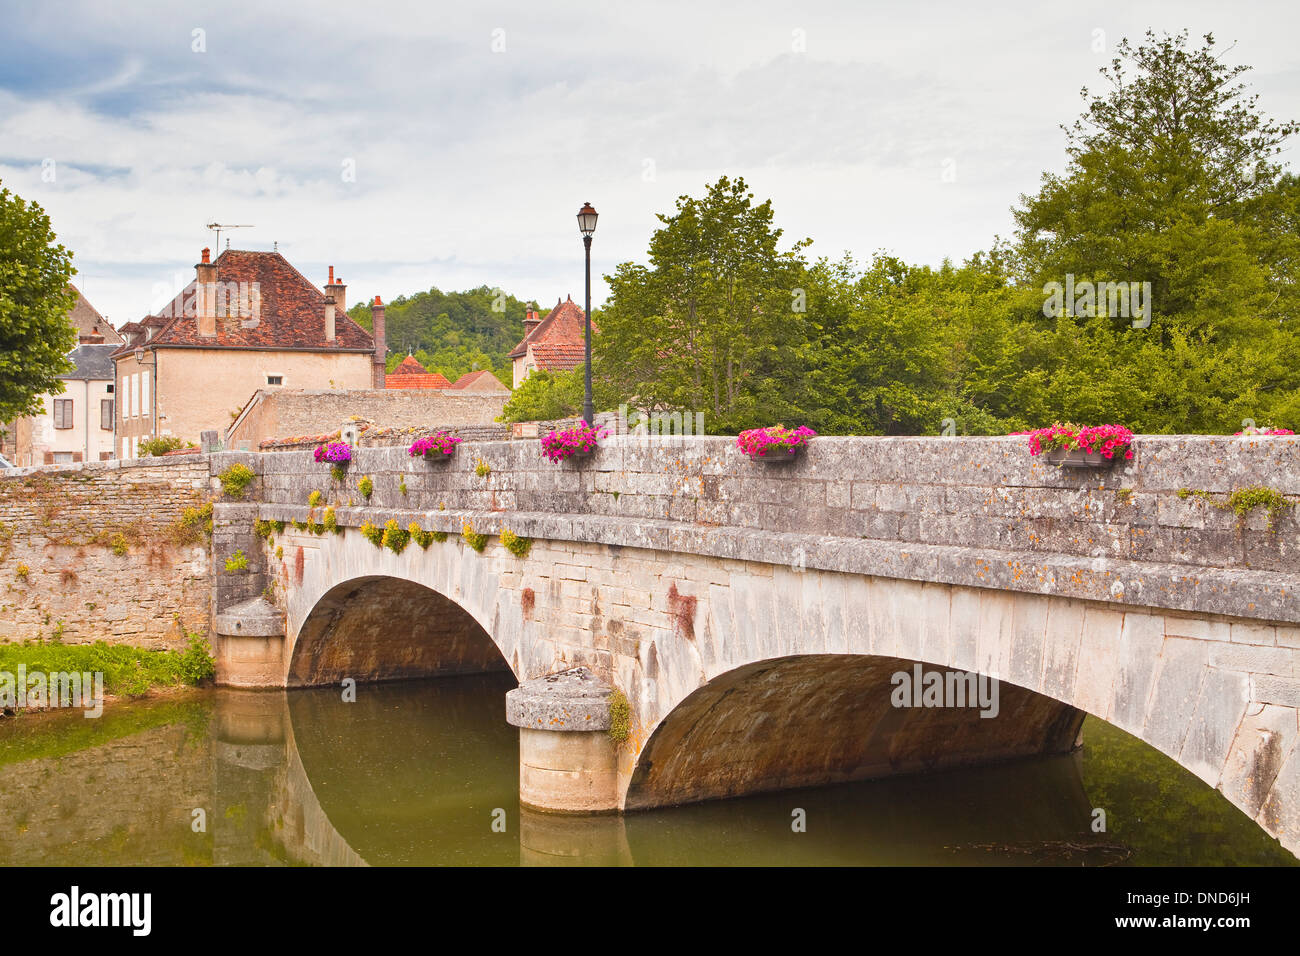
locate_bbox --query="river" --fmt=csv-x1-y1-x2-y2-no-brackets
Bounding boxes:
0,673,1293,866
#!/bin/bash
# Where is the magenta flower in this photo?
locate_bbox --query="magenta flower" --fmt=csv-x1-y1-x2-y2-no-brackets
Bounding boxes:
541,424,604,462
313,442,352,464
1016,423,1134,461
737,424,817,457
408,432,463,458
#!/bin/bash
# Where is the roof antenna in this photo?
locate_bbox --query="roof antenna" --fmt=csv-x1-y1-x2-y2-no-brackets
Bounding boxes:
205,222,254,251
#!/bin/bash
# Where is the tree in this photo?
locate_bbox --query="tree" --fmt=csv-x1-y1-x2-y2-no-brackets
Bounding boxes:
1011,31,1300,431
596,175,813,432
498,367,584,423
0,182,76,421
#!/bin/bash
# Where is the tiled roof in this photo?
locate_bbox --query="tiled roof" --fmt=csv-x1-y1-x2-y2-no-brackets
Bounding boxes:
448,369,508,390
385,356,452,389
67,286,124,343
58,344,118,381
109,249,374,357
508,296,596,370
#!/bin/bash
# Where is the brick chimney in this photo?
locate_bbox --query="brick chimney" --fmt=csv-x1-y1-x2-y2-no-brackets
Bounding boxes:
195,247,217,337
324,295,336,343
370,295,386,388
523,304,541,338
325,265,346,314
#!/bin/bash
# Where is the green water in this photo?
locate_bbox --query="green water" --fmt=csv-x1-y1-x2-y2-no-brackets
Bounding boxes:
0,674,1293,866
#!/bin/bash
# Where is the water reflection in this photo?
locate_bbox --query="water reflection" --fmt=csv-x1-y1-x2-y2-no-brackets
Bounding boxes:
0,676,1293,866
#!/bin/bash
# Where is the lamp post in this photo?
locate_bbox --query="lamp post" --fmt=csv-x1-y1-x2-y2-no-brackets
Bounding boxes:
577,202,598,427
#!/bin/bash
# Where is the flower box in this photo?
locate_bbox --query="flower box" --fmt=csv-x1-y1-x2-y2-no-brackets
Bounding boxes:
737,424,816,461
1045,448,1112,468
541,424,603,463
313,442,352,467
747,446,800,463
1017,423,1134,466
408,432,463,461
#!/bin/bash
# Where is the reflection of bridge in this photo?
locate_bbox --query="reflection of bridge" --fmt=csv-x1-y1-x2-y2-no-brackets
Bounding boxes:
208,435,1300,857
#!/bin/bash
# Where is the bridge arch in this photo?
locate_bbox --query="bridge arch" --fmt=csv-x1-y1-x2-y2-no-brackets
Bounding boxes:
282,529,545,686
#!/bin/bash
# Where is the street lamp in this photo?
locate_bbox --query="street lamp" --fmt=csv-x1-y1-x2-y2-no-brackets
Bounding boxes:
577,202,598,427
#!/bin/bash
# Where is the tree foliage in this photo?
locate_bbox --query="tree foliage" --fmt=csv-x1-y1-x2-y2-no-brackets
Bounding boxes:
0,182,76,421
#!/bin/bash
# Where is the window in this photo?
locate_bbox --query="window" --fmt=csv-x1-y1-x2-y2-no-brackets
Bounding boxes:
129,374,138,418
53,398,74,429
101,399,114,431
266,375,283,386
106,383,114,393
53,452,75,464
140,371,149,412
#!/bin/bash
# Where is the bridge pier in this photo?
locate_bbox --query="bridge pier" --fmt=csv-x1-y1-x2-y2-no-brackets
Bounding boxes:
505,668,619,813
213,597,287,688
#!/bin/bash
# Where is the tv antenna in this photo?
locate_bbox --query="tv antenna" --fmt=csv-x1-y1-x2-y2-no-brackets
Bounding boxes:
206,222,254,250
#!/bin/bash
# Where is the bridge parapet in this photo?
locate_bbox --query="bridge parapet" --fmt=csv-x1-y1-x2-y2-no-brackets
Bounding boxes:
228,435,1300,625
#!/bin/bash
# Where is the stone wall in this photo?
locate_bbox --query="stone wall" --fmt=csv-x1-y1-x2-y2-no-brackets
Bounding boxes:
0,456,215,647
246,434,1300,625
226,387,508,450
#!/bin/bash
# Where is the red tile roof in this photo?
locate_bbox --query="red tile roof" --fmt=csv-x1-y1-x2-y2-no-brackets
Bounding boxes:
385,355,452,389
110,249,374,357
508,296,596,372
448,369,508,390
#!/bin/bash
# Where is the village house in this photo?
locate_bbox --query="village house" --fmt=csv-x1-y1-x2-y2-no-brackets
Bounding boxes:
509,296,595,388
6,286,124,466
111,249,385,455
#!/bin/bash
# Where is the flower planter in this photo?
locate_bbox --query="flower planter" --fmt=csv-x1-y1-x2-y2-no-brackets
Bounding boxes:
419,450,456,463
747,446,800,462
1046,448,1118,468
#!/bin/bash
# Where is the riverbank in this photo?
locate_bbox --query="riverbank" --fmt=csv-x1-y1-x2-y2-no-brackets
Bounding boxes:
0,634,215,717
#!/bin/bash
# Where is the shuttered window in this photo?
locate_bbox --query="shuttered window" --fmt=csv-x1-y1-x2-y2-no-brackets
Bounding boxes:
101,399,114,430
53,399,74,429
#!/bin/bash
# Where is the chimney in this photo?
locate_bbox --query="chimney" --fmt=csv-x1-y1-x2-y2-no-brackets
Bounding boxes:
324,295,336,343
370,295,386,389
195,247,217,337
325,265,346,314
79,331,105,345
523,304,540,338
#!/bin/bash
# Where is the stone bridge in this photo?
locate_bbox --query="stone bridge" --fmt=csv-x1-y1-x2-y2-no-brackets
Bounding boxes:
206,435,1300,856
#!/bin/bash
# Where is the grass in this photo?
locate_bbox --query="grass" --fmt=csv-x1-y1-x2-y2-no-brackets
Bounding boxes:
0,633,215,702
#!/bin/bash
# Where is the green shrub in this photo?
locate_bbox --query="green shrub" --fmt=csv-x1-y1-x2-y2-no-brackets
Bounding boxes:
219,463,256,499
330,464,347,483
399,477,408,496
500,528,532,558
110,532,129,557
308,490,323,508
409,523,436,549
275,545,283,560
292,519,308,531
0,632,216,701
358,475,374,500
360,521,384,548
475,458,491,478
224,550,249,573
139,436,194,457
323,507,339,534
432,530,448,543
178,633,216,684
15,563,29,581
382,519,410,554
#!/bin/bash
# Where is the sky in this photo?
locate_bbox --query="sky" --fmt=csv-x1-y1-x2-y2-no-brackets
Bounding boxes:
2,0,1300,327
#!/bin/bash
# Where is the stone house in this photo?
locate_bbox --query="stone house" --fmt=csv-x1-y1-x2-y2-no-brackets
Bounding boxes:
6,286,124,466
111,250,385,456
509,296,595,388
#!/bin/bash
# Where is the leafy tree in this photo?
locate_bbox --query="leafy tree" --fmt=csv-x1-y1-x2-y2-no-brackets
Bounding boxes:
0,182,76,420
498,367,584,423
1011,30,1300,431
597,175,813,431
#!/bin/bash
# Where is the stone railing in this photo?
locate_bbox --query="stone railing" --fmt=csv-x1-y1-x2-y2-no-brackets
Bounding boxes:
221,434,1300,624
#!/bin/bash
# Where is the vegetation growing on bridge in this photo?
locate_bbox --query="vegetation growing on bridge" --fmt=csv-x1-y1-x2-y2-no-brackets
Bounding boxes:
409,523,437,549
218,463,256,499
1229,486,1293,530
608,689,631,743
358,475,374,500
381,519,410,555
360,521,384,548
307,490,323,508
461,522,489,553
223,550,249,573
500,528,532,558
